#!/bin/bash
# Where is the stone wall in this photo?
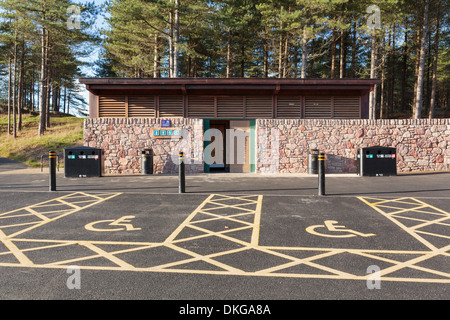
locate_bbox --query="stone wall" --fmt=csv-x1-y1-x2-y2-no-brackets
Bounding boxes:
257,118,450,174
85,118,449,175
84,118,204,175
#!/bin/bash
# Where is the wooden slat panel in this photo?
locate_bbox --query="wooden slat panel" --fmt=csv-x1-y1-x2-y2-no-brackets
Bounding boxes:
159,95,184,118
217,96,244,118
246,96,272,118
128,96,156,118
98,96,126,117
277,96,301,118
187,96,215,118
304,97,332,119
333,97,360,118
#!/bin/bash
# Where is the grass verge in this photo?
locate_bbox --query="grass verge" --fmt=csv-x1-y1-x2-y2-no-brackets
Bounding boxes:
0,114,85,168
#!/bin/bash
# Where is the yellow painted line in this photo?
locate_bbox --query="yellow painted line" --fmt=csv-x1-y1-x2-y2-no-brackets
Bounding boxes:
161,243,245,274
415,230,450,240
79,241,134,269
0,221,41,229
251,196,263,246
376,244,450,278
380,205,430,217
349,250,450,279
171,225,253,245
0,213,35,219
410,217,450,230
0,193,448,285
358,197,439,251
190,211,255,225
262,246,431,255
0,230,33,266
24,207,52,222
164,194,215,244
187,223,251,247
3,193,122,239
56,198,82,210
255,249,343,275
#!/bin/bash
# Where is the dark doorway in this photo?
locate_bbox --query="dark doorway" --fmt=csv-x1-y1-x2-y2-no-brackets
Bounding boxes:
208,120,230,172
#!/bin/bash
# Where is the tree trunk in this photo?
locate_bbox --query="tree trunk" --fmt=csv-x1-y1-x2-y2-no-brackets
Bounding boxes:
401,19,408,112
429,9,440,119
389,24,396,115
38,25,47,136
63,86,67,114
282,35,288,77
226,29,232,78
331,28,337,78
7,55,12,135
168,1,174,78
293,44,298,78
12,24,17,139
52,83,59,114
301,26,308,79
380,33,387,119
278,29,283,78
351,21,357,78
18,38,25,131
263,38,268,78
173,0,179,78
369,30,378,119
339,29,345,78
413,0,430,119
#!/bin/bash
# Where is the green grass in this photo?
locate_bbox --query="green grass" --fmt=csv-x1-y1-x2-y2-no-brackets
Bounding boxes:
0,114,85,168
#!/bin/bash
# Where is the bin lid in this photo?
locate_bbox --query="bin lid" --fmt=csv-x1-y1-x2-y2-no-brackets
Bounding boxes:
65,146,100,150
361,146,396,151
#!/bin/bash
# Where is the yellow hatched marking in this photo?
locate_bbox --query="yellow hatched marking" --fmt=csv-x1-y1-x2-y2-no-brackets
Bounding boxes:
0,230,33,266
164,194,215,244
0,192,121,239
79,241,134,269
358,197,440,251
0,193,449,284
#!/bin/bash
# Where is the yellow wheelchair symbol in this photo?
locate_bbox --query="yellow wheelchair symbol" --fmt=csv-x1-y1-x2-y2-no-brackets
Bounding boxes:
85,216,141,232
306,220,375,238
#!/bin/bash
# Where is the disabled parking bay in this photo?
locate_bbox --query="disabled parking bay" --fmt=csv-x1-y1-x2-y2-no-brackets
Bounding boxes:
0,190,449,300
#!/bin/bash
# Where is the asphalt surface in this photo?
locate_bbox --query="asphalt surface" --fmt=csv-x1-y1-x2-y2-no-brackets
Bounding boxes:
0,157,28,173
0,168,450,198
0,164,449,305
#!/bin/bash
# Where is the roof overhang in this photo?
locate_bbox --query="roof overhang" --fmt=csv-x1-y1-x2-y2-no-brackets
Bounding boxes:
79,78,381,97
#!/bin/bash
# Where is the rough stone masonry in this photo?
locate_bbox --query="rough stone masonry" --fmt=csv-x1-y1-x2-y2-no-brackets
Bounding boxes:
85,118,449,175
257,118,450,174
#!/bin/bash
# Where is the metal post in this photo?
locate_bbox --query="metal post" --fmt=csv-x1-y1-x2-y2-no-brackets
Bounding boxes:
179,152,185,194
318,152,325,196
49,150,57,192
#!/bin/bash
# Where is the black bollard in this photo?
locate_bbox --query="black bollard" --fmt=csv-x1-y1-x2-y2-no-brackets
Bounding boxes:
318,152,325,196
49,150,57,191
179,152,185,194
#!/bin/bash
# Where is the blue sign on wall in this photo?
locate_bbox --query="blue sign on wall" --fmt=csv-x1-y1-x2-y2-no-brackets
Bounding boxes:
152,128,181,138
161,120,171,127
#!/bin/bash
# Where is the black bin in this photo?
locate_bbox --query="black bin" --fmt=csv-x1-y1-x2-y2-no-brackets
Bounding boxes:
142,149,153,175
308,149,319,174
64,147,102,178
357,146,396,177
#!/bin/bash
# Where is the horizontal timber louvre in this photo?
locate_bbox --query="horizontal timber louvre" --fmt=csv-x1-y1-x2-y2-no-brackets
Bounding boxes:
187,96,215,118
128,96,156,118
333,97,361,118
159,96,184,118
277,96,301,118
96,95,361,119
98,96,126,118
304,97,360,119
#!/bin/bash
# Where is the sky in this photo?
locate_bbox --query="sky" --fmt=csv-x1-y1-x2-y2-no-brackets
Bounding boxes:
73,0,109,113
74,0,109,77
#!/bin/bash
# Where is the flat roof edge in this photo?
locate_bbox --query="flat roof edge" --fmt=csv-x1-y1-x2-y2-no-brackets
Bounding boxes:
79,77,381,86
